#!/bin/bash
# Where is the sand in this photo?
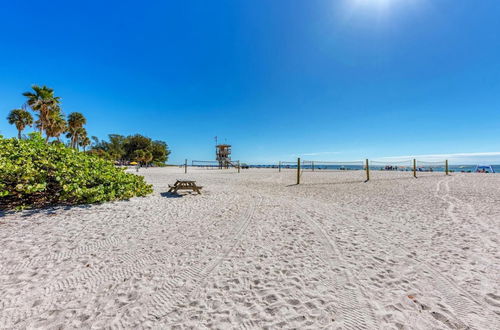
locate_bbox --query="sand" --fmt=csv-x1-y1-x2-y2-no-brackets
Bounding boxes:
0,167,499,329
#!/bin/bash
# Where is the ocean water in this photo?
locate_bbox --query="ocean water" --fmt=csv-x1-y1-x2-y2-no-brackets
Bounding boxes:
245,164,499,173
193,163,499,173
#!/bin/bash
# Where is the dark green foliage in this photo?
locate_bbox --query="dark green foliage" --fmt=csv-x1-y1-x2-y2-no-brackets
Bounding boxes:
150,140,169,164
0,134,153,210
124,134,151,158
91,134,170,165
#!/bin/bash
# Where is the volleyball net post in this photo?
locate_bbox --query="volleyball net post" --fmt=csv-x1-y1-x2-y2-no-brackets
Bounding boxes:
185,159,188,174
297,157,301,185
279,161,281,172
365,159,370,182
413,159,417,178
445,160,449,175
238,160,241,173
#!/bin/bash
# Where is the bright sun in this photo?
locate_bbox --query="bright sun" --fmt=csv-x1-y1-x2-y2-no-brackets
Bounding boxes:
355,0,396,7
337,0,426,25
347,0,421,15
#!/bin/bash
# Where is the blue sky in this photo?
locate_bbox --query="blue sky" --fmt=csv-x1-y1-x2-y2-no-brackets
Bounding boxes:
1,0,499,164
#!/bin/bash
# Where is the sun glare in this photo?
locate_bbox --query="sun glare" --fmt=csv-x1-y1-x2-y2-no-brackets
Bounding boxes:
340,0,425,21
352,0,399,10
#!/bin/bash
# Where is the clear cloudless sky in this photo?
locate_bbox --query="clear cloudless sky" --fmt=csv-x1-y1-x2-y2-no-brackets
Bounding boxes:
1,0,499,164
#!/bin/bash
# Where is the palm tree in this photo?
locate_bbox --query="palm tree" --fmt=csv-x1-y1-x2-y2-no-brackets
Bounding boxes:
7,109,34,139
79,136,91,152
78,129,91,151
67,127,87,151
45,110,67,142
67,112,87,148
22,85,61,139
91,136,100,146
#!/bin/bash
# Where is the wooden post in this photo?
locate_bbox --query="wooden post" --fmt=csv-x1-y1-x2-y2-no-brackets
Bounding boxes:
413,159,417,178
445,159,449,175
365,159,370,182
185,159,187,174
279,161,281,172
238,160,240,173
312,161,315,172
297,157,301,185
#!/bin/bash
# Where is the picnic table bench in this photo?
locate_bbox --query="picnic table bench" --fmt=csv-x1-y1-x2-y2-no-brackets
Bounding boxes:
168,180,203,194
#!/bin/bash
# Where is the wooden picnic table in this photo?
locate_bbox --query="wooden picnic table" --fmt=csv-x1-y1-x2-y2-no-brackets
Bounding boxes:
168,179,203,194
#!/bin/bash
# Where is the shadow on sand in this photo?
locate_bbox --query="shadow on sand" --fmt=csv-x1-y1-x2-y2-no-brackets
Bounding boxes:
160,192,184,198
0,204,93,218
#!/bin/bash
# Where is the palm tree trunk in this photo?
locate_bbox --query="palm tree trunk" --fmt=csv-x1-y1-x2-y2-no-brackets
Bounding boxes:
18,130,22,139
40,106,46,135
40,109,45,135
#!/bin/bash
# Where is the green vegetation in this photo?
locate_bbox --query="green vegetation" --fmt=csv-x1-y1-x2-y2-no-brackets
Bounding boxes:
6,85,171,164
0,134,153,210
90,134,170,166
1,84,171,210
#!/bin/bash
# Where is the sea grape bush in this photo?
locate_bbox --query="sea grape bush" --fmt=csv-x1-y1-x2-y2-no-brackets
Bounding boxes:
0,134,153,210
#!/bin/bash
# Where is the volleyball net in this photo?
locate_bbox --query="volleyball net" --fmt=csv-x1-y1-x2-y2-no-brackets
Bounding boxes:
191,159,241,172
368,159,413,171
191,160,220,169
368,159,414,180
280,158,449,184
279,161,300,170
186,157,449,180
300,160,365,172
279,159,367,184
369,159,448,179
279,160,365,171
416,160,448,175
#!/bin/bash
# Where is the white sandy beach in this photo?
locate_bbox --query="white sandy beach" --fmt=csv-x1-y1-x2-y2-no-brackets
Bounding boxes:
1,168,499,329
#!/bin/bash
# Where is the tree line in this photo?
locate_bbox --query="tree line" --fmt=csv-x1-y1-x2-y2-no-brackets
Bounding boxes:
6,85,170,165
89,134,170,166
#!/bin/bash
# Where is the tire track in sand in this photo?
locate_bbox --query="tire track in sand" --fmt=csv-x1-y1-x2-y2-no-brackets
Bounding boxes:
0,235,121,274
309,184,500,330
287,199,379,330
4,196,241,329
437,177,500,239
434,177,500,322
113,193,263,327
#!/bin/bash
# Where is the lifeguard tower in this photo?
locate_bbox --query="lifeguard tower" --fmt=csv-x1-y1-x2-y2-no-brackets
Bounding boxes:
216,144,232,169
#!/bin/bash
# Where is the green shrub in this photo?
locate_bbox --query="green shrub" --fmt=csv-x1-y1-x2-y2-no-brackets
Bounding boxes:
0,134,153,210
